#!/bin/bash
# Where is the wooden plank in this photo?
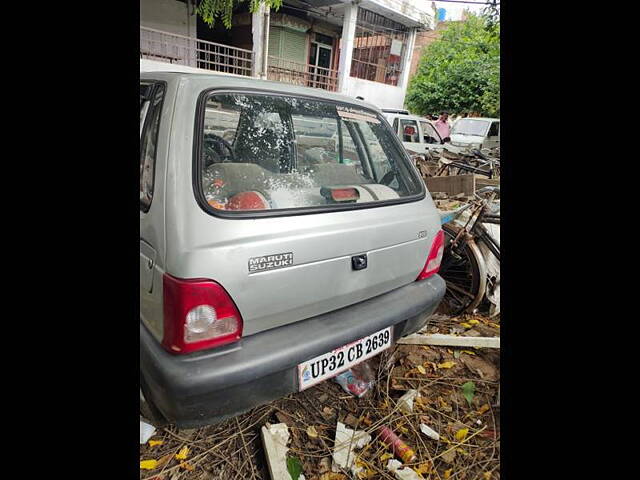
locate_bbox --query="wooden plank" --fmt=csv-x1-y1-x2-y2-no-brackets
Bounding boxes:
475,176,500,190
397,333,500,349
425,174,476,196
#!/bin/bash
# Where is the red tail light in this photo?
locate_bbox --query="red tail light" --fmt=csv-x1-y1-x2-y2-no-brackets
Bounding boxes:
417,230,445,281
162,274,243,354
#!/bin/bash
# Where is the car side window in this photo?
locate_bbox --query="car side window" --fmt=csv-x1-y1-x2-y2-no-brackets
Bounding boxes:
488,121,499,137
420,121,440,144
400,119,419,143
339,119,366,173
291,115,338,168
140,83,165,212
356,121,394,184
203,102,241,168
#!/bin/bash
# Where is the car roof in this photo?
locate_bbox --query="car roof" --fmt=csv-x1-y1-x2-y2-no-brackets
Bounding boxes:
384,112,433,122
457,117,499,122
140,71,382,113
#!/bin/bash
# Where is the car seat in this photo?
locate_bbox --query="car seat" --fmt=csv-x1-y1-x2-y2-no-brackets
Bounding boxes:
306,164,369,186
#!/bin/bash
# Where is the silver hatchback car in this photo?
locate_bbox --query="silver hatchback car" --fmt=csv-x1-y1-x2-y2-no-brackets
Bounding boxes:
140,72,446,427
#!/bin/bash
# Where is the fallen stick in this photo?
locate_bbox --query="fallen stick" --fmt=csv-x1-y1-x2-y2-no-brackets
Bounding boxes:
396,333,500,349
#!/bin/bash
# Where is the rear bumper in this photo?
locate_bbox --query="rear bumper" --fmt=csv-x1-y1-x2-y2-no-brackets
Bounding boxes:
140,274,445,428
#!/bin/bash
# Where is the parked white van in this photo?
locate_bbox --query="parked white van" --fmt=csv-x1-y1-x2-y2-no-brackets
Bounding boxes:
449,117,500,150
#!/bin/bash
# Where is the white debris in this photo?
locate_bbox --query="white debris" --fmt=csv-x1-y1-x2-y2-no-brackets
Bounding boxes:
139,418,156,444
419,423,440,441
386,459,423,480
261,423,297,480
398,333,500,349
397,389,420,414
331,422,372,476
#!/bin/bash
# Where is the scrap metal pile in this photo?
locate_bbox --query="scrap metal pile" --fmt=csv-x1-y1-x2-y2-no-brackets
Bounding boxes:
410,147,501,319
412,147,500,181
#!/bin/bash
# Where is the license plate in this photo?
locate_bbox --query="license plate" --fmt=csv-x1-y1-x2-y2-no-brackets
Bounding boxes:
297,326,393,391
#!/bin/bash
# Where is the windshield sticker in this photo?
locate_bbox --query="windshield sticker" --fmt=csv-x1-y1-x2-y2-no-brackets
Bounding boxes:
336,106,380,124
248,252,294,273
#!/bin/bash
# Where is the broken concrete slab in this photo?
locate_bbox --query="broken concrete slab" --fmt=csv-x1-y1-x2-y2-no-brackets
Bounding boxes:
261,423,299,480
331,422,371,477
397,333,500,349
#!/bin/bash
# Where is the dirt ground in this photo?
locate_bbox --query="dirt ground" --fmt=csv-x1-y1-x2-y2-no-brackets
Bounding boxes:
140,314,500,480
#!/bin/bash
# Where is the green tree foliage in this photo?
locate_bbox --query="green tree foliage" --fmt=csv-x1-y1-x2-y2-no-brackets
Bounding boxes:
405,14,500,117
196,0,282,29
482,0,500,30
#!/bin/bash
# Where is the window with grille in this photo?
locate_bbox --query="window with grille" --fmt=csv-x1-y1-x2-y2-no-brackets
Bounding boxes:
350,9,409,86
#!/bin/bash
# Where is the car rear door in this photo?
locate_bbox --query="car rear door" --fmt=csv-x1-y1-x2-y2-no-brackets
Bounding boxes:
170,91,442,337
399,118,425,154
420,120,444,153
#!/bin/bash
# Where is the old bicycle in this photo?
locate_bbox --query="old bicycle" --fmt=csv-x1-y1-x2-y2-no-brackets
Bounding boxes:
438,186,500,315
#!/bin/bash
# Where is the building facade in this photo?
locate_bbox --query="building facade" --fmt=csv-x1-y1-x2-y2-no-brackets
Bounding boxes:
140,0,433,109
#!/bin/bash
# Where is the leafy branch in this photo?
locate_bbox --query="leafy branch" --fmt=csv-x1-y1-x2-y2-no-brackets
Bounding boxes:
195,0,283,29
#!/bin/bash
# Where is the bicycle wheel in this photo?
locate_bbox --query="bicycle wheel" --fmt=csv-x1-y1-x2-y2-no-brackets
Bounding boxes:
438,224,487,315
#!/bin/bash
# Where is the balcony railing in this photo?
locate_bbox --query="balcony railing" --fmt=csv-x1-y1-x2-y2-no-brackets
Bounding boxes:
350,58,400,86
140,27,253,77
140,28,340,91
267,56,338,92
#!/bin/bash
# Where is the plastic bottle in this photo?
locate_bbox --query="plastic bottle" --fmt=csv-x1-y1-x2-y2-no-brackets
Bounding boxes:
378,426,417,463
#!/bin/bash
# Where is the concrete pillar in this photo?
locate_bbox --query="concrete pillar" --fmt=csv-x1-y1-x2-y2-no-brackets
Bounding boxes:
186,0,197,38
252,4,270,78
186,1,198,67
431,1,439,30
398,28,418,93
337,2,359,93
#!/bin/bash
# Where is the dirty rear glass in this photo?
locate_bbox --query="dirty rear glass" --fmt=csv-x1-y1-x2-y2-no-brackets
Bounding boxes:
198,93,422,213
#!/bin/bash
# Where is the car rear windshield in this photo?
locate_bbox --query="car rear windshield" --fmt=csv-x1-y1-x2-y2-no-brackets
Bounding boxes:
197,92,423,214
451,119,490,136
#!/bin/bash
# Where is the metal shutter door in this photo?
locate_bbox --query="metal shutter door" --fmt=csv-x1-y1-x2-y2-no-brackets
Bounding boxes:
281,29,307,64
268,27,282,57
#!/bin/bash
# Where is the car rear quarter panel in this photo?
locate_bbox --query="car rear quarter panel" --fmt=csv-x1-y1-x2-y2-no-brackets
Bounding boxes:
140,77,180,341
